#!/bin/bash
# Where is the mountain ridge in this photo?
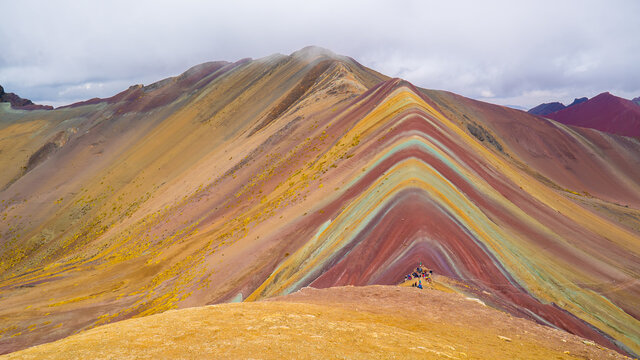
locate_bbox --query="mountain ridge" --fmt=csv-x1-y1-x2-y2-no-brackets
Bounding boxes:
545,92,640,137
527,97,588,116
0,47,638,357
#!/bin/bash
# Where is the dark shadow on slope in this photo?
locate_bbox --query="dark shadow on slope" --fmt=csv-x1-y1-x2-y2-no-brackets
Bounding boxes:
248,60,333,136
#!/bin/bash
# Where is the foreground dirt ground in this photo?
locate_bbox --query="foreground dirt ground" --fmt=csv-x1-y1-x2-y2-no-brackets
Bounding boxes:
2,285,629,359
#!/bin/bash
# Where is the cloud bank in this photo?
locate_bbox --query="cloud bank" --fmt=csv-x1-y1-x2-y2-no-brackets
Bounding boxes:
1,0,638,108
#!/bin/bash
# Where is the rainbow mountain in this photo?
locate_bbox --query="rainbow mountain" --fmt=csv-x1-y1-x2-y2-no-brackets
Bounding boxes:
0,47,639,357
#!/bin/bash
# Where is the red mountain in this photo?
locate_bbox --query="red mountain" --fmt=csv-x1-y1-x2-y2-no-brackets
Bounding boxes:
545,92,640,138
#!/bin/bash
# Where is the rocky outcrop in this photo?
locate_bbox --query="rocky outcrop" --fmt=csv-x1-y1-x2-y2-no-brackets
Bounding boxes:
0,85,53,110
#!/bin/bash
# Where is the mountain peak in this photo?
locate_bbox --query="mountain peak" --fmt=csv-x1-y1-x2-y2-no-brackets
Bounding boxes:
592,91,614,100
568,97,588,107
527,101,565,116
545,91,640,137
1,48,638,358
290,46,340,61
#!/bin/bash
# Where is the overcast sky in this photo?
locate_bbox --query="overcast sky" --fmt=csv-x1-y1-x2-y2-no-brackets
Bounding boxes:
1,0,639,109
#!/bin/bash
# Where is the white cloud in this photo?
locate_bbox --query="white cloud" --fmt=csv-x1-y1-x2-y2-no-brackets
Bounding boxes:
480,90,495,98
0,0,639,109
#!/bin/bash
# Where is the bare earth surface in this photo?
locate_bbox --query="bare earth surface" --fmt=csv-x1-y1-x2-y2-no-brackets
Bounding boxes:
2,285,628,360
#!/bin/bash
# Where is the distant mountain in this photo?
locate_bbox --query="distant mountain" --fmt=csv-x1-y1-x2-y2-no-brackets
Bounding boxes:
567,97,588,107
546,92,640,137
527,97,589,116
633,96,640,106
527,101,565,115
0,85,53,110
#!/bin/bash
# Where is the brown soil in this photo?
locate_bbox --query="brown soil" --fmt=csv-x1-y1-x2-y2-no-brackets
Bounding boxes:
2,285,628,359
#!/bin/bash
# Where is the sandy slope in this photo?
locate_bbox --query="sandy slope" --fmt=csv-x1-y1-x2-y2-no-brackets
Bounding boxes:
2,285,628,360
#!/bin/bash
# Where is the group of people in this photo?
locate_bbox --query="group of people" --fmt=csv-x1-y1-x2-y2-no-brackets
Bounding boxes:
404,262,433,289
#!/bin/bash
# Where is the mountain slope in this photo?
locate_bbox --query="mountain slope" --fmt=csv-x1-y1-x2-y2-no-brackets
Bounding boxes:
0,47,387,353
0,48,639,357
1,286,629,360
545,92,640,137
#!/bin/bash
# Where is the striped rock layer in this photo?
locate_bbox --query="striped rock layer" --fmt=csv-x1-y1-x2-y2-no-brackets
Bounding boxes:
0,48,639,356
